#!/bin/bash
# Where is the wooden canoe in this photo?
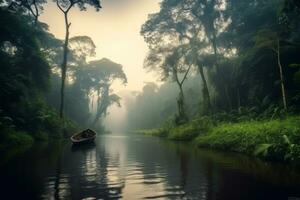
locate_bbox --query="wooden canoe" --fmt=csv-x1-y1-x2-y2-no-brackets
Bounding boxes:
71,129,96,144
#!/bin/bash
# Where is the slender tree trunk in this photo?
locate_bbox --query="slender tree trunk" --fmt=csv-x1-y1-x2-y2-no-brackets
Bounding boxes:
59,12,70,118
91,95,94,109
212,31,218,70
277,39,287,110
93,85,109,126
176,84,187,122
93,89,101,125
178,85,184,118
173,67,190,123
198,64,212,114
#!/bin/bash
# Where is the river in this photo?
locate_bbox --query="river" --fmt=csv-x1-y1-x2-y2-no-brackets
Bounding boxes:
0,134,300,200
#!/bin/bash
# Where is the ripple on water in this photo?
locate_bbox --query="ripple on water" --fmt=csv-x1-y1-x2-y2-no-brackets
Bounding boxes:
42,173,71,199
27,135,300,200
142,191,186,199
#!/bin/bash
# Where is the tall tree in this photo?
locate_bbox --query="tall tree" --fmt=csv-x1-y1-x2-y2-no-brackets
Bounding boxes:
184,0,230,110
145,44,191,123
255,30,287,110
85,58,127,126
141,0,227,115
166,47,192,123
56,0,101,118
220,0,289,109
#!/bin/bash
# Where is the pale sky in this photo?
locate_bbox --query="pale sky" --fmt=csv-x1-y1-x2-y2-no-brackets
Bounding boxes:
40,0,161,92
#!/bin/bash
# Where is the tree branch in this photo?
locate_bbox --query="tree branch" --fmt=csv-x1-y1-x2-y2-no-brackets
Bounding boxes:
180,64,192,86
172,67,181,86
56,0,65,12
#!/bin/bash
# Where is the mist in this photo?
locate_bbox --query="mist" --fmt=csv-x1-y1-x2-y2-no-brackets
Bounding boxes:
1,0,300,199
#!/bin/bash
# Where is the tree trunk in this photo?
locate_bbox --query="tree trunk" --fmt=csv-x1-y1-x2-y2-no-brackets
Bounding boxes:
176,84,187,123
59,12,70,118
93,89,101,125
93,85,109,126
212,30,218,70
198,64,212,114
277,39,287,110
172,66,191,124
210,18,232,110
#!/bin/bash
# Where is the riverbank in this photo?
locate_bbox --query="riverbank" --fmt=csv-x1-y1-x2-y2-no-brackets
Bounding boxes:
0,117,78,151
135,116,300,163
0,130,34,150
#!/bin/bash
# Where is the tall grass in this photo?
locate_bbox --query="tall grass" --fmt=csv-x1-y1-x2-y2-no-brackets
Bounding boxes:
196,116,300,162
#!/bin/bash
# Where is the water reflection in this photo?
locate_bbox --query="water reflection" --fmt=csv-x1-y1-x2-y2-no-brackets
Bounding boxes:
0,135,300,200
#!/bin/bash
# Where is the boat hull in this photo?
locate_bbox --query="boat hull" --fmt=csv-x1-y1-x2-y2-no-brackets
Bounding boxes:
71,129,97,145
71,137,96,145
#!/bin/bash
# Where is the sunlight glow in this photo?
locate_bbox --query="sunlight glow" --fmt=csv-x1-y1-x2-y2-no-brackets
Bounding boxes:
40,0,161,92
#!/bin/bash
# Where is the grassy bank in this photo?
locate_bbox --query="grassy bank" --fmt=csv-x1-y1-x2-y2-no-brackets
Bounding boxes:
196,117,300,162
135,116,214,140
136,116,300,163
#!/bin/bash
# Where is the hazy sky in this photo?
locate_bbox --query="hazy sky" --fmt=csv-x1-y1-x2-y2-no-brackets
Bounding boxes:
40,0,161,92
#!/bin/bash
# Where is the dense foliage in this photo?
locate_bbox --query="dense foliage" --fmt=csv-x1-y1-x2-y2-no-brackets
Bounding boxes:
129,0,300,129
0,4,126,147
0,8,69,146
127,0,300,163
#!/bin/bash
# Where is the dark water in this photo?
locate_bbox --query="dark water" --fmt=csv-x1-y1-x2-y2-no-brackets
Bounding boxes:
0,134,300,200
